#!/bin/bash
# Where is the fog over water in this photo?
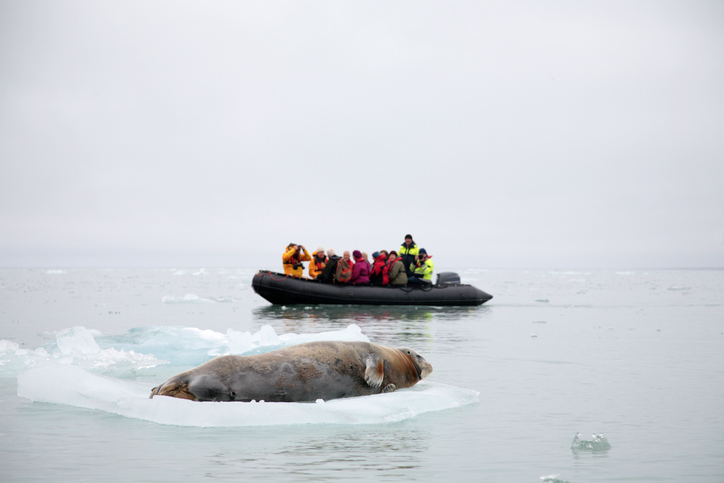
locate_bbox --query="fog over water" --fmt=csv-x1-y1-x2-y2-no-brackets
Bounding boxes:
1,1,723,269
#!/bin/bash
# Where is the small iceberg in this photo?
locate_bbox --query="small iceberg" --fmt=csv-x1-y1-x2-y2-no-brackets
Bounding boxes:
540,475,569,483
571,433,611,452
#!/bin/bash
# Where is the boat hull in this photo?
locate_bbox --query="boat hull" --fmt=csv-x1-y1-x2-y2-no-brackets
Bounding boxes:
251,271,493,306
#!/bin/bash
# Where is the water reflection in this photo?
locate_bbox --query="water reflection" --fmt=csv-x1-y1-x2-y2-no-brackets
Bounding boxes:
253,305,487,323
277,429,430,479
252,305,490,346
205,428,430,480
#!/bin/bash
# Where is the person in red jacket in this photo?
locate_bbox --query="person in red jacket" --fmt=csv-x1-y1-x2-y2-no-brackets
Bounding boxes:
369,250,390,285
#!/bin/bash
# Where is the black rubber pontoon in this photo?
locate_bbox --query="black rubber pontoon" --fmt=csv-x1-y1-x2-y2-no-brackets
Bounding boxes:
251,270,493,306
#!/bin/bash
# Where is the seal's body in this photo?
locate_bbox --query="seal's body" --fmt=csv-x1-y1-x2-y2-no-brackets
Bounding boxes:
150,341,433,402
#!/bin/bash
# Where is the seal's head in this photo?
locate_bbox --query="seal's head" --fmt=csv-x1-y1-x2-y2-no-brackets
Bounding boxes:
397,347,433,380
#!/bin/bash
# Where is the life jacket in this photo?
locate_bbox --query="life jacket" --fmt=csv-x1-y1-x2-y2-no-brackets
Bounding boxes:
371,255,387,275
284,246,301,266
370,255,389,285
313,255,327,271
336,259,353,282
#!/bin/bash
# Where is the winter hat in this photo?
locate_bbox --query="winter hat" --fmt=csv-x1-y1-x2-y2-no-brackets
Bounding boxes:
372,251,380,259
353,250,362,259
419,248,427,255
316,246,324,253
405,234,413,240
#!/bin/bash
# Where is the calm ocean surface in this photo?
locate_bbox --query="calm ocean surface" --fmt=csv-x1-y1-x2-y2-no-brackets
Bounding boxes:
1,268,722,482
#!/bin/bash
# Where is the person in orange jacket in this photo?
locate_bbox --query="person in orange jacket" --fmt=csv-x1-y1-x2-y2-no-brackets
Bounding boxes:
308,246,328,279
282,243,312,277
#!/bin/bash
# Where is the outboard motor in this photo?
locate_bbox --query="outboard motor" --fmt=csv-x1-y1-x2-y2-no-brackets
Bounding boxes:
436,272,461,286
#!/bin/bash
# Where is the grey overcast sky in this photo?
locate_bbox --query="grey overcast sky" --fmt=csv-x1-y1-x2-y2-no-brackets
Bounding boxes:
1,1,722,269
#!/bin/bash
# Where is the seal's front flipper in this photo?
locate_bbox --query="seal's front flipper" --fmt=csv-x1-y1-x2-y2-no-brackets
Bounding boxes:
382,384,396,393
151,382,198,401
364,355,384,387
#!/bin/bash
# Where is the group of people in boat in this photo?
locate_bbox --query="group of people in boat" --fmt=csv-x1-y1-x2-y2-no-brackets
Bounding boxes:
282,234,434,286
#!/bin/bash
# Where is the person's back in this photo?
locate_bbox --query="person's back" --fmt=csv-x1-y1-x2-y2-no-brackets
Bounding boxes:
319,249,340,283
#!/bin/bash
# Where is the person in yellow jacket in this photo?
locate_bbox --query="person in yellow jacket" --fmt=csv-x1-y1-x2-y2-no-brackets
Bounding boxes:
399,234,420,276
282,243,312,277
409,248,434,285
308,247,328,279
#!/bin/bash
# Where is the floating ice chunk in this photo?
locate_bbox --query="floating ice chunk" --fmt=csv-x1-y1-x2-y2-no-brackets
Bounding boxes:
208,324,369,357
17,365,479,427
278,324,368,345
540,475,569,483
0,328,166,378
188,328,227,344
571,433,611,452
0,340,20,354
667,286,691,292
162,294,215,304
208,296,234,303
256,324,281,346
45,269,66,274
4,324,373,378
56,327,101,355
219,330,255,355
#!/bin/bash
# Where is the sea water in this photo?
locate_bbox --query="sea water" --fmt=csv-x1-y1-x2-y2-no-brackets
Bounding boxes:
1,268,722,482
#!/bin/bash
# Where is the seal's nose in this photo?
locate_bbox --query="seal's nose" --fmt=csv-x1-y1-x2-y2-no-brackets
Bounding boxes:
419,360,433,379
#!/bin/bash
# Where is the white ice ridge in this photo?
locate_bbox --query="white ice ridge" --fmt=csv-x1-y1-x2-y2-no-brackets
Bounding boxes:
17,364,479,427
0,324,371,377
0,327,162,377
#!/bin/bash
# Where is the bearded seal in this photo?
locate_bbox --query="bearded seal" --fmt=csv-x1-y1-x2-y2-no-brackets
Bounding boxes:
149,340,433,402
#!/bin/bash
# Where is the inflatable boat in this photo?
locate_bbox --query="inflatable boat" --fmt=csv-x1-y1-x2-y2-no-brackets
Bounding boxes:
251,270,493,306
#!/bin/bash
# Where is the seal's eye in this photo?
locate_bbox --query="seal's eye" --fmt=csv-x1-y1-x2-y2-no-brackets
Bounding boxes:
406,350,411,354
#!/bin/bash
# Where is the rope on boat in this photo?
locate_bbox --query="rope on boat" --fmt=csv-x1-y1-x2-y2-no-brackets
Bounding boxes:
268,272,290,282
